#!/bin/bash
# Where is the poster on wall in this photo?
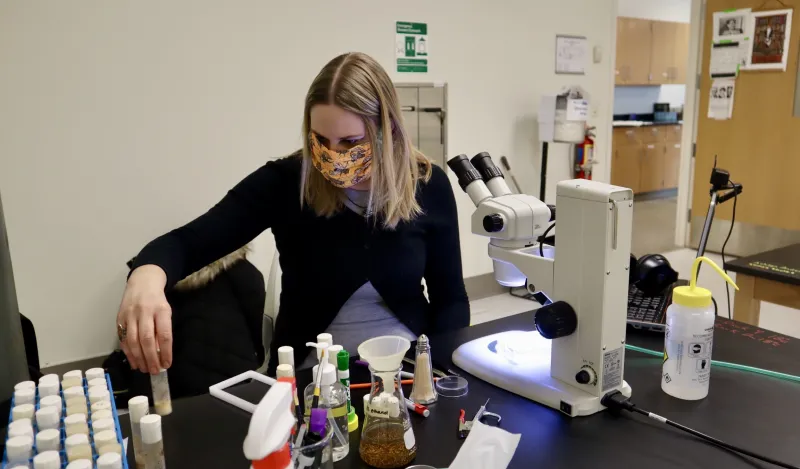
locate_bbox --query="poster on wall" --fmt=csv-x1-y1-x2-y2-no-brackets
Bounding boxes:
396,21,428,73
708,78,736,120
713,8,751,43
555,35,588,74
746,9,792,71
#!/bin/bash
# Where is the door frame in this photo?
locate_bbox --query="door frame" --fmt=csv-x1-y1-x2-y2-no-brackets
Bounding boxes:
674,0,706,247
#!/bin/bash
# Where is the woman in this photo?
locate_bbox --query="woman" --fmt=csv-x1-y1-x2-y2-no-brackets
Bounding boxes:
117,52,470,375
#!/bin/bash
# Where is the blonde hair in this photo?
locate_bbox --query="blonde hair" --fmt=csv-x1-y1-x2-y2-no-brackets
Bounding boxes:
300,52,432,228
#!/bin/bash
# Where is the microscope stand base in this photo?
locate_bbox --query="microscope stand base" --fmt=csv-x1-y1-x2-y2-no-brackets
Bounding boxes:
452,330,631,417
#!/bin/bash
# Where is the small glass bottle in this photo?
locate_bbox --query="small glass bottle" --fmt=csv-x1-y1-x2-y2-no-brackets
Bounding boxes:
409,334,438,405
129,395,150,469
141,414,166,469
303,362,349,461
33,451,62,469
65,433,93,462
151,369,173,416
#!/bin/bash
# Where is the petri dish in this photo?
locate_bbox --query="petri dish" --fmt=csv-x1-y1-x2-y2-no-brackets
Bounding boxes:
435,375,469,397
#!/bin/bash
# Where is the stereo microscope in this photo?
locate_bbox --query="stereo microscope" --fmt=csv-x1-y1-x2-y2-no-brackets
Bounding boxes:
447,153,633,417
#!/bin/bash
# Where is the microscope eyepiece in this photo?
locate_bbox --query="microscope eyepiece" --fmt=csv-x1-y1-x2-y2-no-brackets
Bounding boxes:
470,152,504,181
447,154,483,192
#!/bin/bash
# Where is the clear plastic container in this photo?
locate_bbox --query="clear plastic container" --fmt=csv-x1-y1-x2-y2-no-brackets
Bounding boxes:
150,369,173,416
129,395,150,469
303,363,350,461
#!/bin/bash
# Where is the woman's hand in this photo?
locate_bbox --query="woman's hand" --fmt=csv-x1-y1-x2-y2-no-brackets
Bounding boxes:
117,265,172,375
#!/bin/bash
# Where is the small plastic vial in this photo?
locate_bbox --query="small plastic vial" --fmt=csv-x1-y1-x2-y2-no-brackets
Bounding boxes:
14,380,36,391
150,369,173,416
89,386,111,406
8,424,33,439
62,377,83,389
35,406,61,431
63,369,83,381
38,373,59,385
129,395,150,469
36,428,62,452
13,387,35,406
86,367,106,382
92,400,112,413
92,417,116,436
64,413,89,436
39,395,63,415
97,452,123,469
8,419,33,434
37,380,59,399
12,403,35,421
65,434,93,462
64,385,85,401
141,414,166,469
66,460,93,469
92,409,113,422
88,378,108,390
277,345,295,369
94,429,122,455
66,400,88,417
33,450,62,469
6,435,34,463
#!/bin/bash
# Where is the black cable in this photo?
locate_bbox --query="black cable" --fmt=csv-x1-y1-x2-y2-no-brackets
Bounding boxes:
721,181,738,320
712,296,718,317
602,391,799,469
539,222,556,257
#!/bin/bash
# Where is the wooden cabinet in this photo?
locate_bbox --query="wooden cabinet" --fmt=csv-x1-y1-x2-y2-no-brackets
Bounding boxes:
612,145,643,193
615,18,653,85
611,125,683,194
616,18,690,85
663,142,681,188
640,143,665,192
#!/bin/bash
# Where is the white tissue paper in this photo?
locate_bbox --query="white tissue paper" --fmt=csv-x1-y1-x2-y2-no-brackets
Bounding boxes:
449,421,521,469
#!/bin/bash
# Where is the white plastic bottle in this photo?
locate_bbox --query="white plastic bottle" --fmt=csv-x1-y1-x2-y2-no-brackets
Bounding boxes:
662,256,737,400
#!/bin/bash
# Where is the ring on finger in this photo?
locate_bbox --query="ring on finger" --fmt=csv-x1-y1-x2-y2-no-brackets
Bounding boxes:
117,323,128,342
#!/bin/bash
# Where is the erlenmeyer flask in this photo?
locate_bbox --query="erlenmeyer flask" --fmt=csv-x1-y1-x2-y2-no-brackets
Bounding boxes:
358,336,417,468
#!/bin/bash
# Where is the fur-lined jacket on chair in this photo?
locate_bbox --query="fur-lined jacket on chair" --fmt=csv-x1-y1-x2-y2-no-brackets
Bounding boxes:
119,247,265,401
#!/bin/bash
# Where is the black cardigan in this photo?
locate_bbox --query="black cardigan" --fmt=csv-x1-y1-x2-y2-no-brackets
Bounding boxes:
132,154,470,372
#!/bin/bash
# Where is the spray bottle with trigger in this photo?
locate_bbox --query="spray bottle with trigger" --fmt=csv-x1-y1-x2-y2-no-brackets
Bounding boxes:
662,256,738,400
243,382,295,469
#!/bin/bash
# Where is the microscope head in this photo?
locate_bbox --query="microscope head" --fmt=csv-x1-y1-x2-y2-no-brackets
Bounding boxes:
447,153,552,243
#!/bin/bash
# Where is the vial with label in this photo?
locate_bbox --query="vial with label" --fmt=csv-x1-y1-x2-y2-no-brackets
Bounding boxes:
150,369,173,416
129,395,150,469
141,414,166,469
33,451,62,469
65,434,92,462
662,257,737,400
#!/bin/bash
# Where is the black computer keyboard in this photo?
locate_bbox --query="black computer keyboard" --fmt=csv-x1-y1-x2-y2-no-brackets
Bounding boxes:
627,280,689,324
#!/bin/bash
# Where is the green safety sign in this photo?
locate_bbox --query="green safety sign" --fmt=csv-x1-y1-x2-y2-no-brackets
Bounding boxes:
396,21,428,73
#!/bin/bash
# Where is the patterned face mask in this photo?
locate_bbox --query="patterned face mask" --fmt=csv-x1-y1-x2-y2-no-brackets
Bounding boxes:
309,132,373,188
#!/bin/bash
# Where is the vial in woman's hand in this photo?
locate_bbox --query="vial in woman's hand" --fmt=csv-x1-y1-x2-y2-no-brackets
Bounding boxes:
150,369,172,416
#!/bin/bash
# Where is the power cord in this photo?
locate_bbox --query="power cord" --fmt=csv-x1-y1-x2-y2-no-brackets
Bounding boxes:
721,180,738,320
602,391,799,469
539,222,556,257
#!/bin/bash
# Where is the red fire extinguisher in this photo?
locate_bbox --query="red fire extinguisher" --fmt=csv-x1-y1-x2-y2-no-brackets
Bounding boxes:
574,127,596,180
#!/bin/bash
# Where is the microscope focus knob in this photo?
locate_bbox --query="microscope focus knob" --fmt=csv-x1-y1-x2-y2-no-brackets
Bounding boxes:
575,368,596,385
482,214,505,233
534,301,577,339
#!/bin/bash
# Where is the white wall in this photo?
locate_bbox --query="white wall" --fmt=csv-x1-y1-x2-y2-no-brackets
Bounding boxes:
0,0,618,366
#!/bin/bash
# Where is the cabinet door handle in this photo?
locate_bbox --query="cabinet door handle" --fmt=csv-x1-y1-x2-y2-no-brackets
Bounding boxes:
647,144,655,149
401,105,416,112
